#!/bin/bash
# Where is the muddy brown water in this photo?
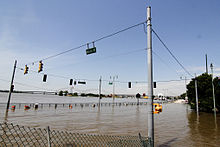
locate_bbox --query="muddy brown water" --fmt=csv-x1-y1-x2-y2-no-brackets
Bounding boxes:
0,93,219,146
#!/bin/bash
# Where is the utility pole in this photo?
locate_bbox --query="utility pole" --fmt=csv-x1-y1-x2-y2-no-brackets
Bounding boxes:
147,6,154,147
206,54,208,74
110,75,118,103
6,60,17,110
210,63,216,116
195,74,199,113
99,76,102,107
184,77,188,101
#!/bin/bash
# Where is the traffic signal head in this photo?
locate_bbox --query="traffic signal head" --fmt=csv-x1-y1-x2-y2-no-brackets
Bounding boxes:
38,61,43,73
11,85,14,92
128,82,131,88
154,82,156,88
24,65,29,75
43,74,47,82
69,79,73,85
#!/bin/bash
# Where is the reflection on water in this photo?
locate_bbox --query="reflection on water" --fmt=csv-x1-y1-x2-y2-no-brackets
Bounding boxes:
188,111,220,146
0,93,220,146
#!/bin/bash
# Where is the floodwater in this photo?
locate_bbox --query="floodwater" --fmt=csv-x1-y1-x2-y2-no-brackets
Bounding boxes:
0,93,220,146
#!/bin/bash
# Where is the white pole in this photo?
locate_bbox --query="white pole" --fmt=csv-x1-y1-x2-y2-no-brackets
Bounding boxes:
99,76,102,107
185,77,188,101
195,74,199,113
210,63,216,116
147,6,154,147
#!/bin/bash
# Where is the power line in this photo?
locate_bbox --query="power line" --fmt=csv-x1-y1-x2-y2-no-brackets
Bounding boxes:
115,79,185,84
14,81,56,91
16,66,188,85
152,50,182,77
92,21,146,43
19,47,146,81
0,78,55,91
45,48,146,71
17,67,70,80
27,21,146,65
152,29,193,77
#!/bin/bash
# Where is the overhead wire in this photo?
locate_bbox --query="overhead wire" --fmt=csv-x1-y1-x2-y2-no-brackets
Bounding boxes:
15,22,191,95
152,29,193,77
0,78,55,91
16,66,188,85
152,50,182,77
17,47,146,81
44,47,146,71
17,67,70,80
27,21,146,66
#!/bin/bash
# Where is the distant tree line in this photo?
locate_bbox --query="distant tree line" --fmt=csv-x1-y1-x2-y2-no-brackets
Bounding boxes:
57,91,105,97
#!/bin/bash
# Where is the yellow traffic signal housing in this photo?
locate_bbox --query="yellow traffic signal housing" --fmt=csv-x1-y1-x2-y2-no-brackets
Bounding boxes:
38,61,43,73
24,65,29,75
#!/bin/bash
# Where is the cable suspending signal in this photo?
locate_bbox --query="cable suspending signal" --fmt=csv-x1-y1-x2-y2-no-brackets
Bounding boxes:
152,50,182,77
16,66,187,85
152,29,193,77
27,21,146,66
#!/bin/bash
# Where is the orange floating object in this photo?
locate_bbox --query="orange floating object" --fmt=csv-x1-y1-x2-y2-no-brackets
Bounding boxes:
11,105,16,110
153,103,162,114
24,105,30,110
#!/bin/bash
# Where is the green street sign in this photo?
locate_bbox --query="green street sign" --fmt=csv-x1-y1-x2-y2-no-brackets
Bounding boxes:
86,47,96,55
109,82,113,85
78,81,86,84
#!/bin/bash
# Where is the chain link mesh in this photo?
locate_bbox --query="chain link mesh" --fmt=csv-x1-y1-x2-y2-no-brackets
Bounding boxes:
0,123,148,147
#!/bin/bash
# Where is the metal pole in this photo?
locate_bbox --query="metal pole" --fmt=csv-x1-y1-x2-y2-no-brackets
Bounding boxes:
113,76,115,102
195,74,199,113
112,76,117,104
206,54,208,74
210,63,216,116
185,77,188,101
47,126,51,147
99,76,102,107
147,6,154,147
6,60,17,110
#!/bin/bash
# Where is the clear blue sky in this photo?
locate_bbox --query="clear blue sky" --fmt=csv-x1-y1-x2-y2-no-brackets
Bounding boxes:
0,0,220,96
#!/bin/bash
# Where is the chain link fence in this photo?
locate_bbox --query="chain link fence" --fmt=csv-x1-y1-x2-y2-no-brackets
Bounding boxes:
0,122,149,147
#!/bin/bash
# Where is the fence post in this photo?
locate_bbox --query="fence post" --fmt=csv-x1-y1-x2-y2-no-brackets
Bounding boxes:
47,126,51,147
139,133,147,147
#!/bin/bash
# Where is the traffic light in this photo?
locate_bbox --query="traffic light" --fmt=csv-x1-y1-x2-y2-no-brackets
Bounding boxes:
43,74,47,82
11,85,14,92
69,79,73,85
128,82,131,88
24,65,29,75
153,82,156,88
38,61,43,73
